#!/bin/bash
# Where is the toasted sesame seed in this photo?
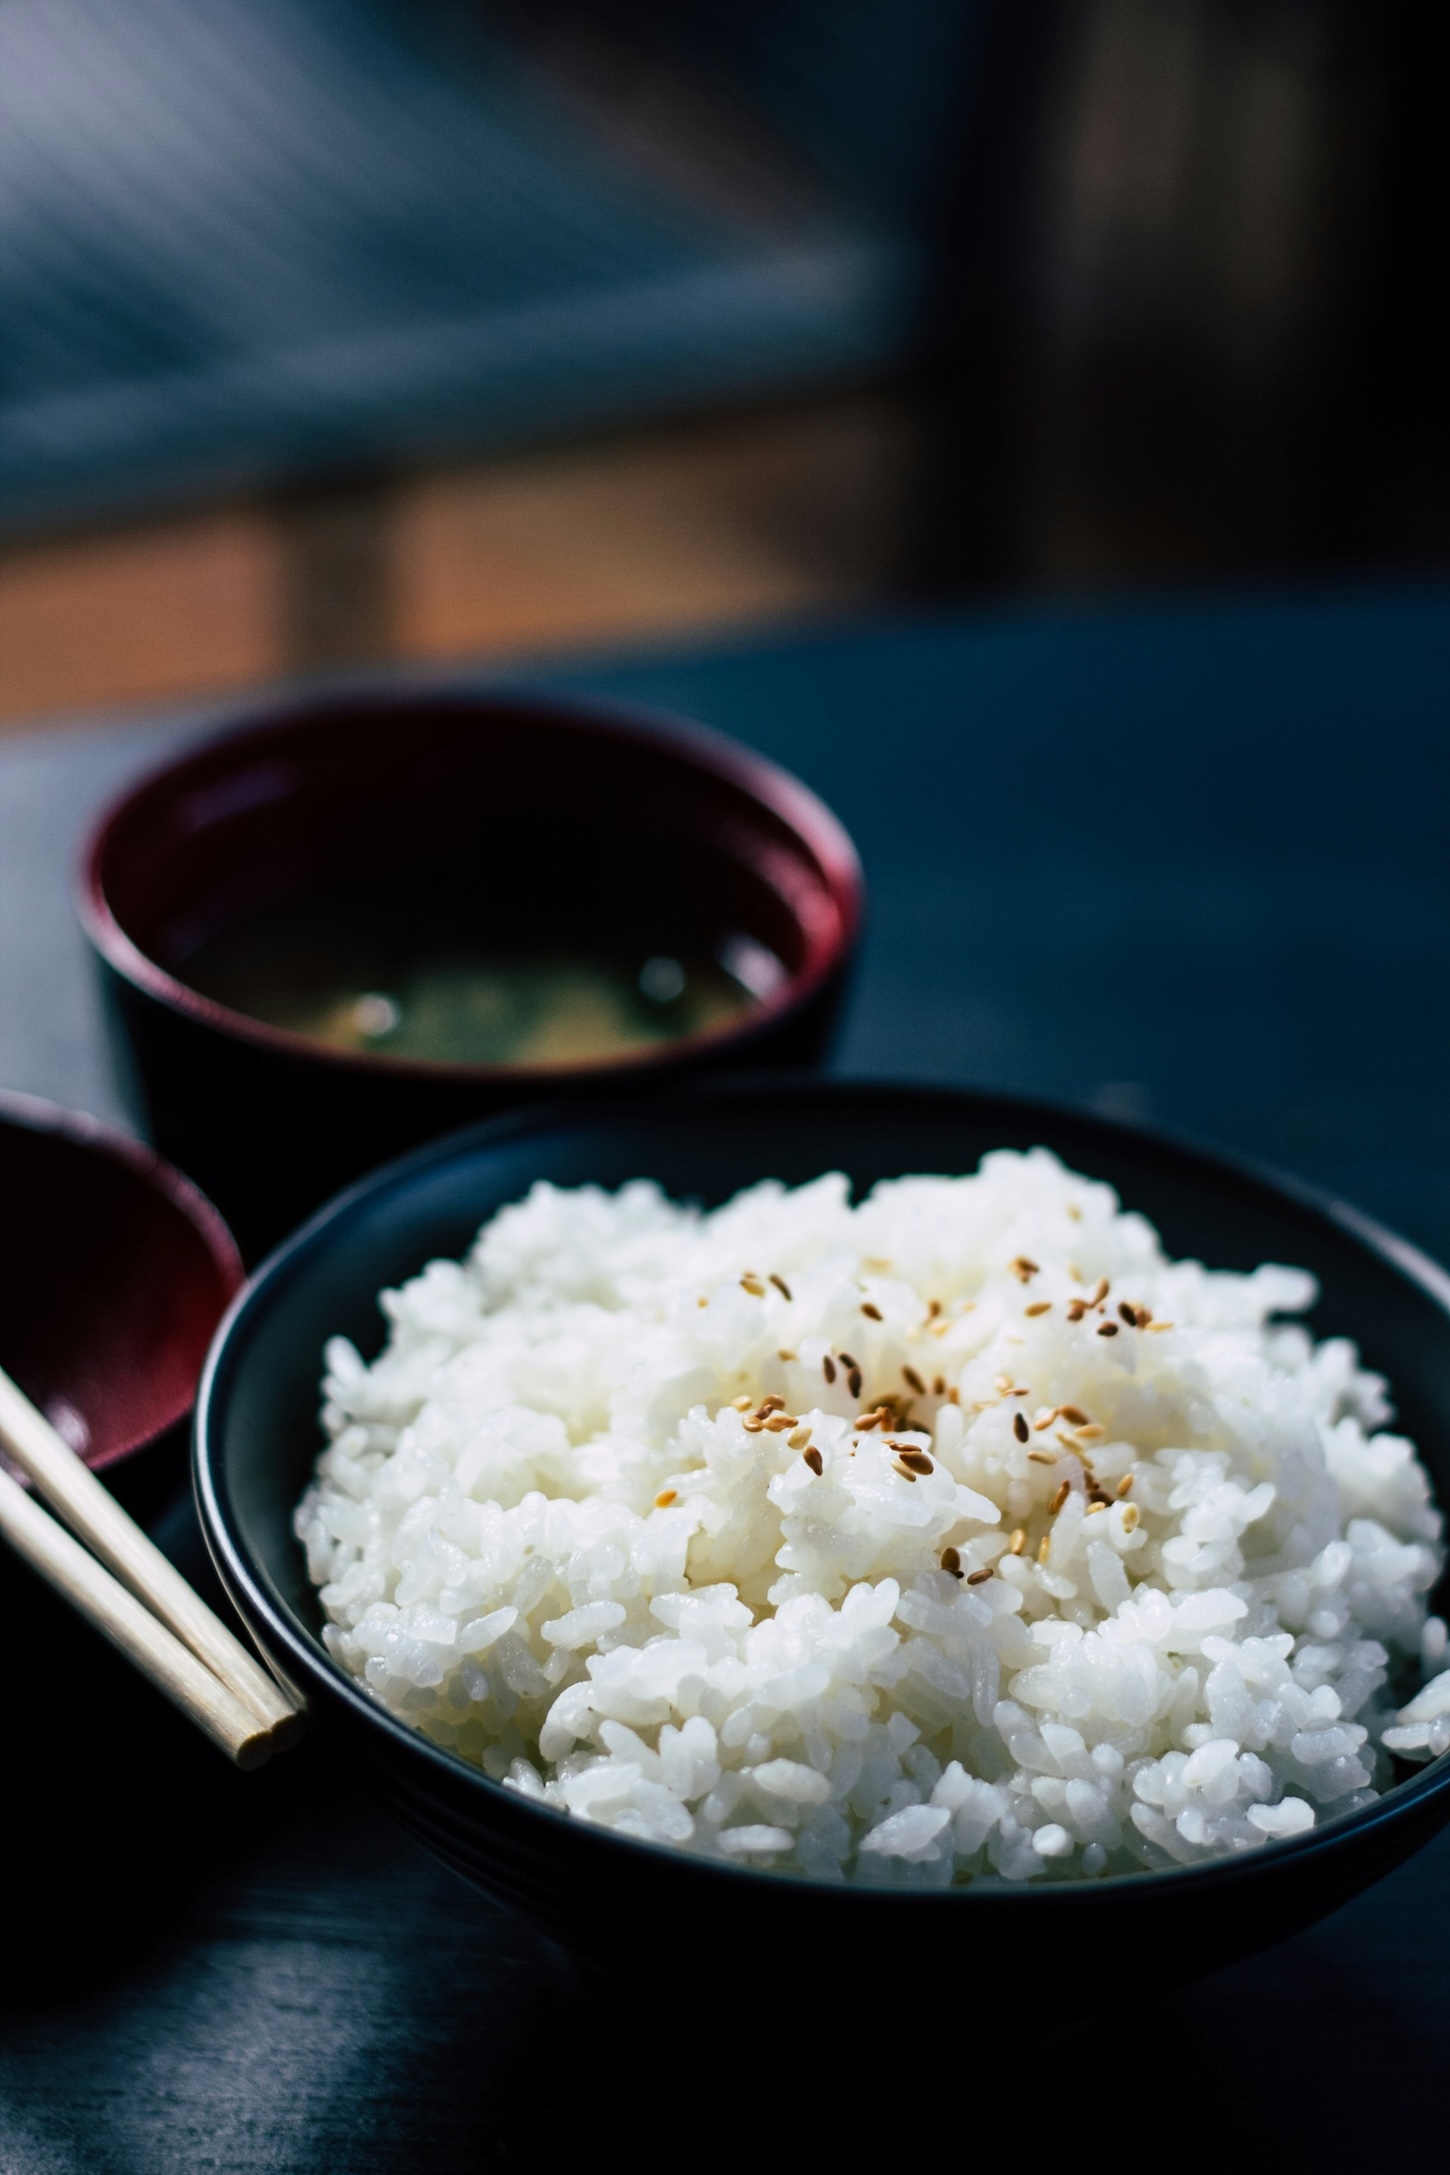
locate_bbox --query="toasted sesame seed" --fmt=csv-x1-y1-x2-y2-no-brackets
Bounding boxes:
902,1365,927,1395
697,1297,708,1308
892,1460,918,1483
1028,1449,1057,1465
861,1301,883,1321
1010,1255,1040,1282
847,1368,863,1399
1075,1423,1105,1440
730,1395,753,1411
777,1349,797,1362
993,1373,1013,1394
932,1375,946,1396
1049,1480,1071,1514
946,1386,960,1403
759,1394,786,1414
1009,1528,1027,1555
1118,1302,1137,1327
1056,1431,1083,1453
655,1489,678,1507
1033,1407,1059,1430
1068,1264,1083,1282
1059,1407,1090,1427
1013,1411,1030,1443
1146,1321,1174,1333
788,1426,811,1449
926,1297,942,1319
803,1446,824,1476
1037,1533,1052,1564
770,1273,793,1301
897,1449,934,1475
855,1409,882,1429
1089,1278,1109,1305
742,1417,765,1434
740,1274,765,1296
1025,1301,1052,1317
764,1414,796,1432
1116,1473,1134,1497
1098,1322,1118,1338
1066,1300,1088,1322
1135,1304,1153,1327
941,1546,962,1576
839,1351,858,1370
1087,1501,1107,1515
822,1355,837,1384
1122,1502,1141,1531
967,1567,993,1585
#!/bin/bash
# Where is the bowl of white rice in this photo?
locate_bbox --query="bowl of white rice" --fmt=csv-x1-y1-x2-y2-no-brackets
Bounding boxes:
196,1082,1450,1995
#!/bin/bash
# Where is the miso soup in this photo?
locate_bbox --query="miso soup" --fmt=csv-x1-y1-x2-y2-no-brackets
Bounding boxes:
178,898,772,1067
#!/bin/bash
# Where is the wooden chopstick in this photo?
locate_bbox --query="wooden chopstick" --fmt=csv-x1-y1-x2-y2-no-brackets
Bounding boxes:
0,1364,302,1745
0,1466,275,1766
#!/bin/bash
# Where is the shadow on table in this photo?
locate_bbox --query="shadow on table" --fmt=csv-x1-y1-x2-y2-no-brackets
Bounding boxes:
0,1468,307,1997
3,1482,1447,2168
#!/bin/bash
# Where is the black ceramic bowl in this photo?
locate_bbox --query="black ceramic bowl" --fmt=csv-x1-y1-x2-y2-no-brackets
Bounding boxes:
195,1080,1450,2001
0,1090,243,1516
82,687,863,1261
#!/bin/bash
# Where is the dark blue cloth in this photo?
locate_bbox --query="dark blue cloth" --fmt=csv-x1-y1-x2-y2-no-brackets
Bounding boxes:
562,584,1450,1263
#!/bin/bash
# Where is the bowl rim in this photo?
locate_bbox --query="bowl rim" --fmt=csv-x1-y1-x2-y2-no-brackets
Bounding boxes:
195,1076,1450,1911
1,1088,244,1471
78,682,865,1084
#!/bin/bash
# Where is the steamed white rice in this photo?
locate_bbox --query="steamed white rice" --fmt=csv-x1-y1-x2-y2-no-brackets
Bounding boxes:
296,1152,1450,1884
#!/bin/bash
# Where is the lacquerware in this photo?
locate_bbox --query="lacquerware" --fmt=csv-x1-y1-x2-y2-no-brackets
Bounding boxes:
0,1091,242,1513
81,688,863,1259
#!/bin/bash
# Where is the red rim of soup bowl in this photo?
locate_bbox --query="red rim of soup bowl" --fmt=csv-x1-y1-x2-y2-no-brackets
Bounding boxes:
78,687,865,1084
0,1090,244,1474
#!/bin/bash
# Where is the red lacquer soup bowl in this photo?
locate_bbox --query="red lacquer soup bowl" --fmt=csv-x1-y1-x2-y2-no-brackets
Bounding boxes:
0,1092,242,1505
81,687,864,1259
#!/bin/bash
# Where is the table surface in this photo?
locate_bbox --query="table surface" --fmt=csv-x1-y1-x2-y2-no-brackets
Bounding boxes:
4,587,1450,2169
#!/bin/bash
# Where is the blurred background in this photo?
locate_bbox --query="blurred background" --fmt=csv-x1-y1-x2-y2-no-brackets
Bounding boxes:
3,0,1446,729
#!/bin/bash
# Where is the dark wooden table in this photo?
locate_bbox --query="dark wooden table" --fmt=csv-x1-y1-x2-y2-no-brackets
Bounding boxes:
4,589,1450,2168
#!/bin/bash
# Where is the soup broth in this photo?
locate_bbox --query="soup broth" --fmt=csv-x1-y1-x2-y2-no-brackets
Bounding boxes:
179,901,763,1067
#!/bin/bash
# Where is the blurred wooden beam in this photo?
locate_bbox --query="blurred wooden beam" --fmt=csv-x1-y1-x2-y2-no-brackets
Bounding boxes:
0,511,279,729
0,393,910,733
